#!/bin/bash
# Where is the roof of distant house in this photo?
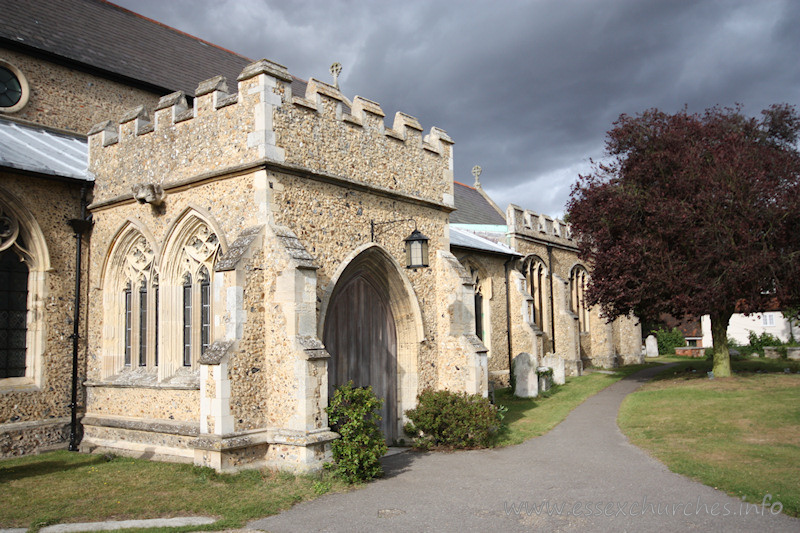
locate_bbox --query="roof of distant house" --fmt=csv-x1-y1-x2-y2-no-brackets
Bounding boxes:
0,118,89,181
451,181,506,225
0,0,255,96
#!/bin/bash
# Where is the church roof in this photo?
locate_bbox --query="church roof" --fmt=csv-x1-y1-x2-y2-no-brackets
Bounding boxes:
0,0,254,96
450,181,506,225
0,119,89,181
450,226,518,256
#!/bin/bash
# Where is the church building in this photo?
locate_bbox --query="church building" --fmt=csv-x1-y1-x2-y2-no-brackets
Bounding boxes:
0,0,642,470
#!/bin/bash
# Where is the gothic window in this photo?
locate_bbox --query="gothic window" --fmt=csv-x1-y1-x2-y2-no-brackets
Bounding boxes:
0,244,28,378
124,282,132,366
102,228,158,377
138,279,148,367
525,256,546,330
0,194,49,388
161,214,220,374
466,263,491,355
570,265,590,333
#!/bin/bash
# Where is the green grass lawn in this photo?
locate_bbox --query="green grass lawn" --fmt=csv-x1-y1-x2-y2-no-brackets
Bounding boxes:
0,451,349,531
496,363,654,446
618,359,800,517
1,364,651,530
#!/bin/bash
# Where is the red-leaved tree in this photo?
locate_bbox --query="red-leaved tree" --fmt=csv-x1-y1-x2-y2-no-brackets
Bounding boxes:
567,105,800,377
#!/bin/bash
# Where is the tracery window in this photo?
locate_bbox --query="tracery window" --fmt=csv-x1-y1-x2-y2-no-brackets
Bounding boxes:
0,241,28,378
524,256,546,330
179,266,212,366
570,265,590,333
119,235,158,369
103,213,221,380
0,195,49,388
161,215,220,373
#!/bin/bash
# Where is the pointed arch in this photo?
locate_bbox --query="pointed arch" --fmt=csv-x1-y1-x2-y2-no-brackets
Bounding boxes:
159,207,225,377
459,257,492,353
160,205,227,281
521,254,547,331
320,243,425,440
100,221,158,377
0,187,50,387
569,263,590,333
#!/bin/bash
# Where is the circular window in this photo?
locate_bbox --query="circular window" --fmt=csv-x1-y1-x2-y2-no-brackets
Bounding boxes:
0,61,30,114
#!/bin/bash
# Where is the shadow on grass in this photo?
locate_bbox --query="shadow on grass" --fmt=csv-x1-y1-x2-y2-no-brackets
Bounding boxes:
0,454,110,482
648,357,800,382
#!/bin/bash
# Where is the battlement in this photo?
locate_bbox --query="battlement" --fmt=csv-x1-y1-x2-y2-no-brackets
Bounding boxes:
507,204,575,247
88,58,454,207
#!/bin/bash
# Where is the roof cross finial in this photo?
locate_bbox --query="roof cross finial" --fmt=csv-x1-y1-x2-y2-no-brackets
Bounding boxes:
472,165,482,187
330,62,342,89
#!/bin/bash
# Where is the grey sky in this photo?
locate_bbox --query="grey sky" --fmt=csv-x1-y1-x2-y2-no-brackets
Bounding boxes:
114,0,800,217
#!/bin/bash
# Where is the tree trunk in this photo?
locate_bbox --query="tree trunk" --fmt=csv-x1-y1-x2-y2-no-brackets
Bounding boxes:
710,311,733,378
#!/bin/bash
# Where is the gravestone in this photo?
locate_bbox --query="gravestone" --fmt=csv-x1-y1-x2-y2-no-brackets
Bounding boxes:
513,352,538,398
764,346,781,359
537,367,552,392
645,334,659,357
539,354,566,385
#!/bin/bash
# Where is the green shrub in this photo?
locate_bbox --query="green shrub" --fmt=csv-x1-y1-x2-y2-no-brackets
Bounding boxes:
325,382,387,484
747,331,783,357
404,389,504,449
655,327,685,355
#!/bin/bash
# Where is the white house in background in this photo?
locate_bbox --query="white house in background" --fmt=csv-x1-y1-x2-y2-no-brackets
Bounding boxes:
702,312,800,346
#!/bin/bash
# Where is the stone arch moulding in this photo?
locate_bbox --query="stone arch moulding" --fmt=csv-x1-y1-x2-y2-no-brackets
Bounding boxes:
459,257,492,352
159,204,229,277
159,206,227,378
318,242,425,438
0,186,51,389
98,218,158,289
99,220,158,379
569,263,590,333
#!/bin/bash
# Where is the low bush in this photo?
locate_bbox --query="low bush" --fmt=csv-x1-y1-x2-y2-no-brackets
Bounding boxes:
746,331,783,357
404,389,504,449
325,382,387,484
655,327,685,355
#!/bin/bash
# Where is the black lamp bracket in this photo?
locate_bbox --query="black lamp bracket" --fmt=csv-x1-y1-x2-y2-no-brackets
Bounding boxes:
370,218,417,242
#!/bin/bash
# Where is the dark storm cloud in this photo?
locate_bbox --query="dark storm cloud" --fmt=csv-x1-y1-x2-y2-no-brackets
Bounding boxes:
113,0,800,217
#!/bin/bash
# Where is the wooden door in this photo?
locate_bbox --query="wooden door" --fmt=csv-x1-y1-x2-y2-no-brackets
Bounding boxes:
324,271,398,441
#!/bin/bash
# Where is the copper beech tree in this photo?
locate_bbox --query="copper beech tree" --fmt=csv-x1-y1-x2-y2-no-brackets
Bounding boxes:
566,105,800,377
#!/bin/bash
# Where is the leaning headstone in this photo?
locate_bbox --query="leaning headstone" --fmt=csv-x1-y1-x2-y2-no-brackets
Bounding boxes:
513,352,538,398
540,354,566,385
645,335,659,357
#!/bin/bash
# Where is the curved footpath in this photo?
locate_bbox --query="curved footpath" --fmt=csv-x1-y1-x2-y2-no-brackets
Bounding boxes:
250,365,799,532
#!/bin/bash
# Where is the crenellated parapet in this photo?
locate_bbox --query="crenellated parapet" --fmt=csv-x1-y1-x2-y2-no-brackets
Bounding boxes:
88,58,454,208
506,204,575,249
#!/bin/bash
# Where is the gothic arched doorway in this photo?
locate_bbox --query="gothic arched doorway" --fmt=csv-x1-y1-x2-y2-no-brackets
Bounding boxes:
323,267,398,441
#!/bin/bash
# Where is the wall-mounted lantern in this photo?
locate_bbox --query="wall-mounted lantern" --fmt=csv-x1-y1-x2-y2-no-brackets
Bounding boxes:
371,218,430,269
404,228,429,269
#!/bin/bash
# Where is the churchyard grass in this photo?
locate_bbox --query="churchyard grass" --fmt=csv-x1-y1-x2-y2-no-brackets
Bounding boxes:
495,364,653,446
618,359,800,517
0,451,349,531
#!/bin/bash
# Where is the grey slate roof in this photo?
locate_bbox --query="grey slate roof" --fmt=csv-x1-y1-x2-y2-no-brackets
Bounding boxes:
0,0,254,96
0,119,89,181
450,227,518,256
451,181,506,225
